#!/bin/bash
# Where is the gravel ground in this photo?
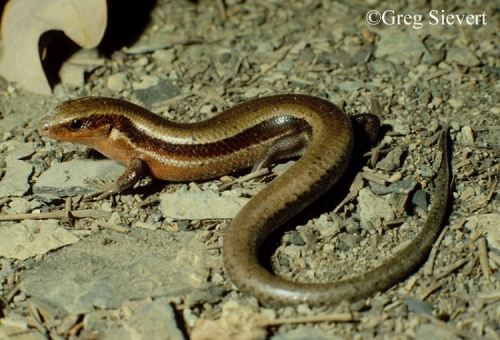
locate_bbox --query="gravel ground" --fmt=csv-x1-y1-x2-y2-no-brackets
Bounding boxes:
0,0,499,339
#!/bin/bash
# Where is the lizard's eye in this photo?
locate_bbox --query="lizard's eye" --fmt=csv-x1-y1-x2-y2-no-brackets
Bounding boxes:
69,119,84,131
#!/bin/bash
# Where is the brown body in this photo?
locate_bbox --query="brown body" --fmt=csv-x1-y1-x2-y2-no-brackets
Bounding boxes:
37,94,450,306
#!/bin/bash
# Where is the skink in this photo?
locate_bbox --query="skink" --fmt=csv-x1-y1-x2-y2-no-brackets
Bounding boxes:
37,94,450,306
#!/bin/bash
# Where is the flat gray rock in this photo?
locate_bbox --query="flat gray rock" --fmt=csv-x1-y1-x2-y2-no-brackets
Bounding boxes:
33,159,126,197
100,298,185,340
358,187,395,228
20,229,218,315
160,191,249,220
0,220,79,260
446,46,481,67
3,140,36,160
0,159,33,198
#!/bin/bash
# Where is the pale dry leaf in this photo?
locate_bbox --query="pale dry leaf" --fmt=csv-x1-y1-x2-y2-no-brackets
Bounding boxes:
0,0,107,95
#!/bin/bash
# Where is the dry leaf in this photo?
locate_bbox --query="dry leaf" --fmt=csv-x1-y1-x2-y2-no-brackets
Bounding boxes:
0,0,107,95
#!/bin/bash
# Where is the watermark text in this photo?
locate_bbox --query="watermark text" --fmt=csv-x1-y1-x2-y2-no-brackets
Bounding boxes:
366,10,487,29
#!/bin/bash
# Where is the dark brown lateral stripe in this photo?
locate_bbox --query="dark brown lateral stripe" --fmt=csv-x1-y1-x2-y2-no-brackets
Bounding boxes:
106,114,312,159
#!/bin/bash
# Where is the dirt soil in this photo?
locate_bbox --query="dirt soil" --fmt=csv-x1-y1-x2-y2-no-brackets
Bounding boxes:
0,0,499,339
